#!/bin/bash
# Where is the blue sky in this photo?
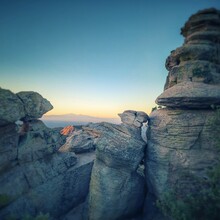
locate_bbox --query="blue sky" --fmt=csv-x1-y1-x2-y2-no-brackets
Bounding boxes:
0,0,219,117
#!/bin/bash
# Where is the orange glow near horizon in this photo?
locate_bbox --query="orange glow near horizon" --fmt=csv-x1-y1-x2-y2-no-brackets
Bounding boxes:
45,103,154,118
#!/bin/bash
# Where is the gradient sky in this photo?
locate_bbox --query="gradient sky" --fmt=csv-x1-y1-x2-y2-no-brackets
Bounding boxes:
1,0,220,117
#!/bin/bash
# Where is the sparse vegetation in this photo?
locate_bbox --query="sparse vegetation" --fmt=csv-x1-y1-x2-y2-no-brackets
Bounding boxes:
5,213,50,220
22,212,50,220
0,194,11,209
192,67,206,78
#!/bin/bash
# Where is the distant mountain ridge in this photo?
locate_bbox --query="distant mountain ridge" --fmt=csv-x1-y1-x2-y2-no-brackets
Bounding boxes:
41,113,121,127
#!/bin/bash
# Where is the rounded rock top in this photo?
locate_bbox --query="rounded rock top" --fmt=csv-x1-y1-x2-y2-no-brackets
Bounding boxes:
17,91,53,121
118,110,149,127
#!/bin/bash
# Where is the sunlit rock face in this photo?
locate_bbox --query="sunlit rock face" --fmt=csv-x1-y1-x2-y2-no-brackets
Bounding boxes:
144,8,220,220
88,111,149,220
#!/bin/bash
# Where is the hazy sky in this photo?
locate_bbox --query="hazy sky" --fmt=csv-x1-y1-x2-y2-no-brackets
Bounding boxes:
1,0,220,117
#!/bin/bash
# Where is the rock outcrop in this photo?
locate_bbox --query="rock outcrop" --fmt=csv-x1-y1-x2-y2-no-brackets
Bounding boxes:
0,88,95,220
17,91,53,121
145,8,220,220
164,8,220,90
2,8,219,220
88,111,148,220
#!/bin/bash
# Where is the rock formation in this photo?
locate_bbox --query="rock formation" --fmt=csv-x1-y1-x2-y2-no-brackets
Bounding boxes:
88,110,148,220
145,8,220,219
1,7,219,220
0,88,94,220
164,8,220,90
0,88,148,220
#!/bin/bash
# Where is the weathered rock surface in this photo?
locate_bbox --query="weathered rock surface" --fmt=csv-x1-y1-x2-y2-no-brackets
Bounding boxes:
118,110,149,128
18,120,65,163
156,81,220,108
164,8,220,90
146,109,220,198
60,125,75,136
0,88,25,126
17,91,53,121
181,8,220,44
144,8,220,220
88,113,148,220
0,151,94,220
0,90,95,220
59,126,100,154
0,123,19,169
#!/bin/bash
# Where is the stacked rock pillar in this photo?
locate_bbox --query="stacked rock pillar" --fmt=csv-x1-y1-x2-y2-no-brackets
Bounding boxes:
145,8,220,219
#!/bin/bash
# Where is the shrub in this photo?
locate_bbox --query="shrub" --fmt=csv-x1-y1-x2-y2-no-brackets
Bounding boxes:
0,194,11,209
22,213,50,220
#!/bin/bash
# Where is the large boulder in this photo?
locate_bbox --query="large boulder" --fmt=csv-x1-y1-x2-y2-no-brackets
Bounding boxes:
16,91,53,121
0,88,25,126
89,159,145,220
88,121,147,220
118,110,149,128
59,126,100,154
146,109,220,198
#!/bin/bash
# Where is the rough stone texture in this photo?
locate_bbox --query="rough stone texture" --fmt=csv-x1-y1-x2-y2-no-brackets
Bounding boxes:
0,88,25,126
165,61,220,86
88,121,147,220
146,108,220,199
17,91,53,121
181,8,220,44
60,125,75,136
118,110,149,128
144,9,220,220
59,126,100,154
164,8,220,90
156,81,220,109
89,159,145,220
62,201,87,220
0,152,94,220
0,90,95,220
17,120,65,163
0,119,95,220
0,123,19,169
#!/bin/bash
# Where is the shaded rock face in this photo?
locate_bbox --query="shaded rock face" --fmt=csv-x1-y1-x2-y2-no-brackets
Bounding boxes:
145,8,220,220
0,88,25,126
0,89,95,220
147,109,219,198
88,110,149,220
164,8,220,91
